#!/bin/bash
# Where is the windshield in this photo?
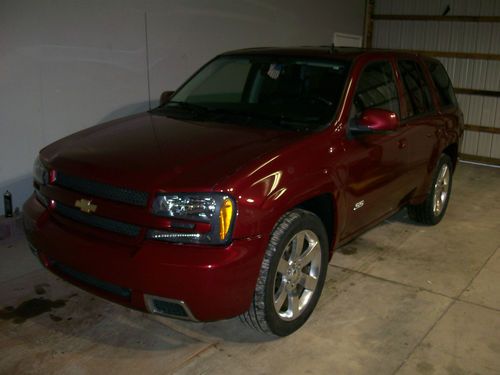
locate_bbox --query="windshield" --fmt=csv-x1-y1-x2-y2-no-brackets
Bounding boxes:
154,55,350,131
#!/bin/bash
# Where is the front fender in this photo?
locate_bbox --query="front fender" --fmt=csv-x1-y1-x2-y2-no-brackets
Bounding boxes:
229,144,346,251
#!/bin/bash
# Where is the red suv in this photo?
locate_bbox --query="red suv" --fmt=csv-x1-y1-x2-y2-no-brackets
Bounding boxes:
24,47,463,336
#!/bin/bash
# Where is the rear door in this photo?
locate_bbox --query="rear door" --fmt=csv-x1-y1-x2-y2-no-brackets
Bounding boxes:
396,59,444,193
341,59,412,238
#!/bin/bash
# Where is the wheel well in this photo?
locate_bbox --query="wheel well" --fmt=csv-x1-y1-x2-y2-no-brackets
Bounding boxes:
443,143,458,171
296,194,335,252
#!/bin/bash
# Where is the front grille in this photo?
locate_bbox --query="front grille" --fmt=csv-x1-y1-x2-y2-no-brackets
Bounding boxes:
52,261,131,299
56,172,149,207
35,188,49,207
55,202,141,237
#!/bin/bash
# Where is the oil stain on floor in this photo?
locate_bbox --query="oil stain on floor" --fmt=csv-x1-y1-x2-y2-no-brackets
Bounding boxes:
0,297,67,324
339,245,358,255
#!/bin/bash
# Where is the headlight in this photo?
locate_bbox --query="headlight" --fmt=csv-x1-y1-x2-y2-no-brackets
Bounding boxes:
33,156,52,207
33,156,49,185
148,193,236,245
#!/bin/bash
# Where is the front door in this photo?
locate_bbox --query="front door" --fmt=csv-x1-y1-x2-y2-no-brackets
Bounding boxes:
341,60,412,239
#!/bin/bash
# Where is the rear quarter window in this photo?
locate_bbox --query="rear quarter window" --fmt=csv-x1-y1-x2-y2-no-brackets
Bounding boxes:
426,61,458,108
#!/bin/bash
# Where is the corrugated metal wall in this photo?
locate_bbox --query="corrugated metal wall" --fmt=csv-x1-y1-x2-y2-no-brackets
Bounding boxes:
370,0,500,164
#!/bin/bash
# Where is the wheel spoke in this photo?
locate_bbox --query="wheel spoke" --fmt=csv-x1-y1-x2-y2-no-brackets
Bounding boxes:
274,284,287,310
435,197,441,212
288,291,299,317
442,169,449,191
432,163,451,216
300,273,318,291
298,240,319,266
439,165,448,180
290,232,305,261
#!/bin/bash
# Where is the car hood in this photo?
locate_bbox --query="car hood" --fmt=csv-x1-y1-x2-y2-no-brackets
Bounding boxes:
41,112,305,192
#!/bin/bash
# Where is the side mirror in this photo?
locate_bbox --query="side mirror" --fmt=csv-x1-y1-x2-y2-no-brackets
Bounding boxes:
159,91,175,106
351,108,399,135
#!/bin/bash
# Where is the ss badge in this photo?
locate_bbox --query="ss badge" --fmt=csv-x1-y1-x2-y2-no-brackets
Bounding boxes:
353,200,365,211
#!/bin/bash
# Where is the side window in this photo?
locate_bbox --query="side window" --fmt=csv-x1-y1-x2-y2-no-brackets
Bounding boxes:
352,61,400,118
398,60,434,118
426,61,458,108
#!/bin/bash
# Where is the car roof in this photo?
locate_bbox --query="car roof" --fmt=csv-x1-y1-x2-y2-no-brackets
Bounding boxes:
220,46,437,63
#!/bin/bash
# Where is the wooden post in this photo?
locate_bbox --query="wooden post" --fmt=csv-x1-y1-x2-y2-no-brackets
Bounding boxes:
363,0,375,48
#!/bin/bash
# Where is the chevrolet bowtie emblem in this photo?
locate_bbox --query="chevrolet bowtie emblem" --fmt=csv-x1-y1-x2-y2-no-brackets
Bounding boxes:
75,198,97,214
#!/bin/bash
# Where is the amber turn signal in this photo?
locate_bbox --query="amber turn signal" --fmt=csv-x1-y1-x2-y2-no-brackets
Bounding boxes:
219,198,233,240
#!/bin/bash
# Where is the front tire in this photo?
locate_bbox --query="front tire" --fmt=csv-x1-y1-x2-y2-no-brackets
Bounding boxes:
241,209,329,336
408,154,453,225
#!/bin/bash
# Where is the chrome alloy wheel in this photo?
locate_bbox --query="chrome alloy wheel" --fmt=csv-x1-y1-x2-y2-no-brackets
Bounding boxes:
273,230,322,321
433,163,450,216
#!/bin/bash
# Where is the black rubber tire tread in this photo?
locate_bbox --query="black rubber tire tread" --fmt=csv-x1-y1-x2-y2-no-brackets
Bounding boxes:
408,154,453,225
240,209,329,336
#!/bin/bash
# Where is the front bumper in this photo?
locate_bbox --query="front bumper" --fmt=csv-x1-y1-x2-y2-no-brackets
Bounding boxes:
23,194,266,321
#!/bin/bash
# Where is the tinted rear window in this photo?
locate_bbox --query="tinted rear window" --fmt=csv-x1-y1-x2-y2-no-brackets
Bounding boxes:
398,60,434,118
426,61,458,108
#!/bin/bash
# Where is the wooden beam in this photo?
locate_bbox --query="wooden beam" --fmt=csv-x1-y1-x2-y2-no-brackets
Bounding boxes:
464,125,500,135
373,15,500,23
459,153,500,166
455,88,500,97
398,49,500,61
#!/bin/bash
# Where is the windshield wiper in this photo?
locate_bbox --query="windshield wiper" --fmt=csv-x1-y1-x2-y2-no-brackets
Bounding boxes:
208,108,314,130
166,101,210,112
151,104,316,131
207,108,283,127
150,101,210,117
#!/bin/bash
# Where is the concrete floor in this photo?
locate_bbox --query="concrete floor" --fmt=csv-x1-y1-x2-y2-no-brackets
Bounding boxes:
0,162,499,375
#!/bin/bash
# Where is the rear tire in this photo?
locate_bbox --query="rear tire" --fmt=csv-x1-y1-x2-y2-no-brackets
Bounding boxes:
240,209,329,336
408,154,453,225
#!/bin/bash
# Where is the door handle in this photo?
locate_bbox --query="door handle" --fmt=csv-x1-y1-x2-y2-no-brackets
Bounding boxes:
398,139,408,149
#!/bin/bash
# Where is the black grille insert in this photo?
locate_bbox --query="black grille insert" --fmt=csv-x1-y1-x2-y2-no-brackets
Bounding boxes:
52,261,131,299
56,172,149,207
55,202,141,237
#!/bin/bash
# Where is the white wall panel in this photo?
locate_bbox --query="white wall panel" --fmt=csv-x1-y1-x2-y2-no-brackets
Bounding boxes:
477,133,493,157
423,21,440,50
495,98,500,128
462,130,479,155
480,97,498,126
492,135,500,158
0,1,150,208
491,24,500,54
146,0,365,104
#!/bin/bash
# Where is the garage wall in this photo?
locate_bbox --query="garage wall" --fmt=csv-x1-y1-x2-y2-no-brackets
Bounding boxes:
369,0,500,165
0,0,365,211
